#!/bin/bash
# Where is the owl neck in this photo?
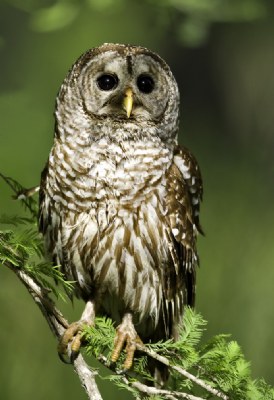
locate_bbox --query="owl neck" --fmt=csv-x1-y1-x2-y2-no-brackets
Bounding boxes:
55,95,178,149
56,117,178,152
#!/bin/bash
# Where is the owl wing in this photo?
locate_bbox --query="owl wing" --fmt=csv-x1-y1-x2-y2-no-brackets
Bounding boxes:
164,144,203,309
38,161,65,270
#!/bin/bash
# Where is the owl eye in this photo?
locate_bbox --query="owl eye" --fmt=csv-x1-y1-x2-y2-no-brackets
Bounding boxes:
137,74,155,94
97,74,118,91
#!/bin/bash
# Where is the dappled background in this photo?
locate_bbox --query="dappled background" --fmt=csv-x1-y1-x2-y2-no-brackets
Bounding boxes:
1,0,274,398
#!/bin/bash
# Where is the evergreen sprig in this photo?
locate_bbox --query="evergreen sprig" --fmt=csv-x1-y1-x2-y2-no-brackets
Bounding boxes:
0,217,74,298
0,175,74,299
84,316,116,358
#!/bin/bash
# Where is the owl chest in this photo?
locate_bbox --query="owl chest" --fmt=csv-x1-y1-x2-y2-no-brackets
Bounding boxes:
47,140,172,210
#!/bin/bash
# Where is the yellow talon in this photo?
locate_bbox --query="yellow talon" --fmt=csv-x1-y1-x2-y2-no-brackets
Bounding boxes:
58,322,83,363
111,315,143,370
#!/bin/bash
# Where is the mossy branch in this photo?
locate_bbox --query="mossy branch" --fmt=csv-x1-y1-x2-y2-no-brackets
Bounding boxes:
1,174,274,400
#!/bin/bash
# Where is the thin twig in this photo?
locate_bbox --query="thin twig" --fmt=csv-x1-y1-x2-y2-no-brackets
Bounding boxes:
0,173,39,218
5,262,102,400
98,354,204,400
129,380,204,400
136,344,229,400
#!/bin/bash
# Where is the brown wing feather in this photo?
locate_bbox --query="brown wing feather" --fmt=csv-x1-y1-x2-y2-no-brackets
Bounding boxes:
174,145,203,234
148,145,203,383
165,144,203,308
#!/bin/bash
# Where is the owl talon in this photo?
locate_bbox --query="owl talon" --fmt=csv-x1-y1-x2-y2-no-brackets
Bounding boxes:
58,322,83,364
57,301,95,363
111,313,143,370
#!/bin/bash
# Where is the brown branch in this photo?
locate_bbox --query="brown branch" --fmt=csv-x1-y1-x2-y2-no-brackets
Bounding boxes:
129,380,204,400
5,262,102,400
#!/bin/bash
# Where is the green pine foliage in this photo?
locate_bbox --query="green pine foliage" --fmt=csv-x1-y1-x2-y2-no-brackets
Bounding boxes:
0,216,73,299
1,175,274,400
0,175,74,299
84,317,116,358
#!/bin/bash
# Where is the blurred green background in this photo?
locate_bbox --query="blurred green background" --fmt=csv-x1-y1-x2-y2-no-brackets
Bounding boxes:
1,0,274,398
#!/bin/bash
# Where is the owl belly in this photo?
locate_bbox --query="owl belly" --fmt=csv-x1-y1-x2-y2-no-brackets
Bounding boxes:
55,194,168,336
43,139,176,335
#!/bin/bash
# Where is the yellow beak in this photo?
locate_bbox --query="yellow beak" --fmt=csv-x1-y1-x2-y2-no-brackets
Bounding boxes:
123,88,133,118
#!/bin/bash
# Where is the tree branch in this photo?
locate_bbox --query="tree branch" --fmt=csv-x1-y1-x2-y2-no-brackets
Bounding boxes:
5,261,102,400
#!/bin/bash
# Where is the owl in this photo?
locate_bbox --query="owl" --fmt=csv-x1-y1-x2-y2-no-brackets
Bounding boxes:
39,43,203,384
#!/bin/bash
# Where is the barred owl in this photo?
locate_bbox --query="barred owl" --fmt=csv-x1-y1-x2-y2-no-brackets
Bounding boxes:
39,43,203,384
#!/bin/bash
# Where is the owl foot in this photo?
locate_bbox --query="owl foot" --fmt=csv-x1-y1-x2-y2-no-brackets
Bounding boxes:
111,313,143,370
58,321,84,363
58,300,95,363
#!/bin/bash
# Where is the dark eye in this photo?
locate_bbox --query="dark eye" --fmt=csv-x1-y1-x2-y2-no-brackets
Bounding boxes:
137,74,155,94
97,74,118,91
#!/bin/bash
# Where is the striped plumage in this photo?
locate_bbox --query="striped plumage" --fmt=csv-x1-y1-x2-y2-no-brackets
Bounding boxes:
39,43,203,383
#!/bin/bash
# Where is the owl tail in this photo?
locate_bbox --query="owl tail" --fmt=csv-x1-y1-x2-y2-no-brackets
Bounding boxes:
148,358,169,388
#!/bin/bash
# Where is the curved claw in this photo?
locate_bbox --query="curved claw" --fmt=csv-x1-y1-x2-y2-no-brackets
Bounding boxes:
58,322,83,364
58,301,96,363
111,313,143,370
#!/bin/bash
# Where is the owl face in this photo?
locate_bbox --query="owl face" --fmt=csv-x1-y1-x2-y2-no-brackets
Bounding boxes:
56,44,180,143
79,49,172,122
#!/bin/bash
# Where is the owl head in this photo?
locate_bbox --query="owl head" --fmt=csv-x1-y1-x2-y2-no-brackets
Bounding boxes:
55,43,180,144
